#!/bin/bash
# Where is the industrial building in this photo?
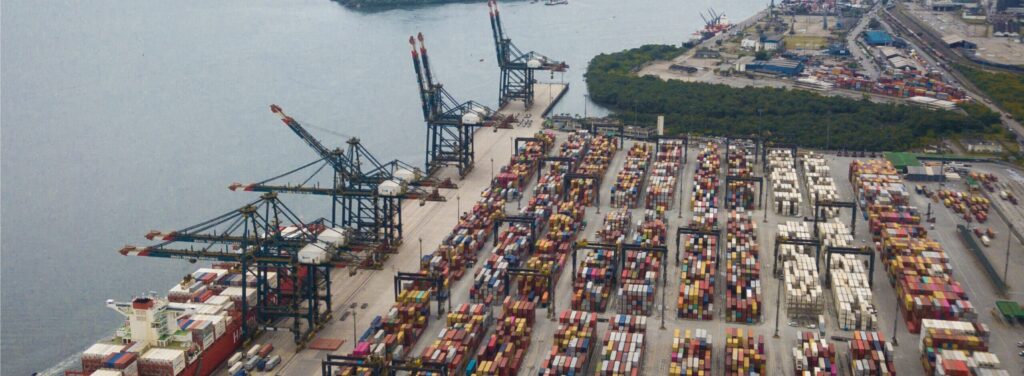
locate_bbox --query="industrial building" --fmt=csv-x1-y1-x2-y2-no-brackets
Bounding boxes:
863,30,894,46
745,59,804,76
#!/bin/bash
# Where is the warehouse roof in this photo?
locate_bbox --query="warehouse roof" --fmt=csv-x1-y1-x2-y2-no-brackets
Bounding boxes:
884,151,921,170
864,30,894,45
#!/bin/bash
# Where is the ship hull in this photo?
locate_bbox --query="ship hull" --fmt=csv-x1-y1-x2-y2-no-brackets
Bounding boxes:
178,319,243,376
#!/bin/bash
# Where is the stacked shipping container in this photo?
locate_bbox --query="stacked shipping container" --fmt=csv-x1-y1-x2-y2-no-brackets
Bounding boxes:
470,298,536,375
572,248,616,312
778,221,824,319
849,331,896,375
669,329,713,376
725,328,766,376
802,152,839,218
678,142,720,320
611,143,652,208
538,310,598,375
725,210,761,323
419,303,491,373
596,314,648,375
646,140,684,215
849,160,977,335
768,148,801,216
918,319,1007,374
792,331,837,376
821,219,877,331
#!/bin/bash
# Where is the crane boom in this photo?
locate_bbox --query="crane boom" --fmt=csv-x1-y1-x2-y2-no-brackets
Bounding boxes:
270,104,355,181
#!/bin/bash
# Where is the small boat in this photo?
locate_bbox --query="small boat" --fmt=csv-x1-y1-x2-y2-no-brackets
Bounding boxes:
545,0,568,5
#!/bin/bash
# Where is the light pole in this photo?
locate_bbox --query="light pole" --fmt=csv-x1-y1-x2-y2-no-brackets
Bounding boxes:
891,293,900,346
456,196,461,222
490,158,495,182
419,238,423,263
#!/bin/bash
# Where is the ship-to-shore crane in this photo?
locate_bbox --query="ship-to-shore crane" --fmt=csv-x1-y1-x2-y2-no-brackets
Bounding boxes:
119,193,334,345
229,105,454,267
488,0,567,108
410,33,495,177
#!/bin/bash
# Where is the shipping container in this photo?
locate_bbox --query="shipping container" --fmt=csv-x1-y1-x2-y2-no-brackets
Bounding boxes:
725,328,766,376
792,331,836,375
669,328,712,376
725,210,761,323
611,143,652,209
849,331,896,375
596,314,647,375
537,310,598,375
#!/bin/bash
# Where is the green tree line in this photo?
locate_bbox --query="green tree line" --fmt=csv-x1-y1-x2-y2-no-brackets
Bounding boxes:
585,45,1001,151
957,64,1024,122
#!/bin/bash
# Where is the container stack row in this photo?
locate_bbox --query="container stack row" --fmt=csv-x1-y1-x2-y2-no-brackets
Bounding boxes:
690,143,721,229
419,303,491,373
724,210,761,323
726,142,757,210
469,298,537,375
471,224,533,305
538,310,598,375
619,247,661,316
632,211,667,247
433,132,554,287
792,331,836,376
850,160,977,336
596,314,648,375
821,219,877,331
678,233,716,320
669,329,713,376
597,209,632,243
848,331,896,376
919,319,1008,375
611,143,652,208
802,152,839,218
646,139,684,215
516,131,593,307
768,148,802,216
572,248,616,312
725,328,766,376
523,132,618,307
352,286,431,360
777,221,824,320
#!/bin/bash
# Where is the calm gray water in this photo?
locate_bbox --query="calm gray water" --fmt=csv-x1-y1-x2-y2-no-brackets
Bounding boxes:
1,0,761,374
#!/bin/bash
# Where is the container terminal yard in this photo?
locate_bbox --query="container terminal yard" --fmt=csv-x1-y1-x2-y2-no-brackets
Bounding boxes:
57,3,1024,376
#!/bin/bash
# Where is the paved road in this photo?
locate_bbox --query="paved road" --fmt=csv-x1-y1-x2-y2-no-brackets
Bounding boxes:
846,2,882,79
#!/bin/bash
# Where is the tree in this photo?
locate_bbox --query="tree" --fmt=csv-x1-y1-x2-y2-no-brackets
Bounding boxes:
755,50,770,61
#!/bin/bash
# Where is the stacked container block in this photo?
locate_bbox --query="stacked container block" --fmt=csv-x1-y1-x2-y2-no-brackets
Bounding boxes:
646,139,684,215
725,328,766,376
725,210,761,323
596,314,647,375
611,143,652,209
538,310,598,375
669,329,713,376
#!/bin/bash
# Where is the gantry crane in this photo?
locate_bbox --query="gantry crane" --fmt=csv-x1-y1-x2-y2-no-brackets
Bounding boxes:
229,105,452,260
118,193,334,345
488,0,567,108
409,33,495,177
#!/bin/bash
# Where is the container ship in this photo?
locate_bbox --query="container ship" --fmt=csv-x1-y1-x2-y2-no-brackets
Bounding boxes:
694,8,732,41
66,266,257,376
